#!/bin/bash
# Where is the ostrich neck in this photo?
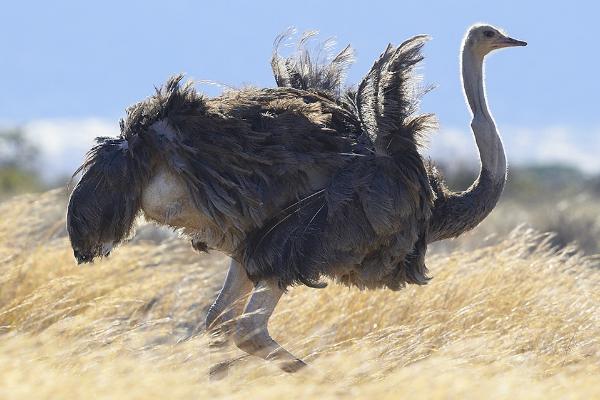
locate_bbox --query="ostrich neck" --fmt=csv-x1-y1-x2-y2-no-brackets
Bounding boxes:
427,46,507,242
462,48,506,177
463,49,490,120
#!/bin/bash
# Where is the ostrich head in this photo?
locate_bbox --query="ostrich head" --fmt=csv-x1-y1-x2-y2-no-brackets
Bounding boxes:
67,75,203,265
67,138,148,264
464,24,527,56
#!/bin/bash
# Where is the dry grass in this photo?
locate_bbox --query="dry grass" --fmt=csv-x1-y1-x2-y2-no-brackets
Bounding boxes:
0,189,598,399
431,193,600,255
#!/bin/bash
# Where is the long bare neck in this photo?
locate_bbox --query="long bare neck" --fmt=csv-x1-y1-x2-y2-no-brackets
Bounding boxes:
462,48,506,178
427,44,507,242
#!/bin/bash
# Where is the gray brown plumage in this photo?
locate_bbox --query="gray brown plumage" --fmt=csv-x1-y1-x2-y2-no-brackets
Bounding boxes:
67,25,526,374
69,32,436,290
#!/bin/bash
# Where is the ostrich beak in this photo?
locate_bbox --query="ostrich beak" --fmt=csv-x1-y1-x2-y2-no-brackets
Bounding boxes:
500,36,527,47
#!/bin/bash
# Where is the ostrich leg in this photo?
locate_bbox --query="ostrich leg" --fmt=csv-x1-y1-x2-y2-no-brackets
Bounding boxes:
233,279,307,373
205,259,254,379
206,259,254,331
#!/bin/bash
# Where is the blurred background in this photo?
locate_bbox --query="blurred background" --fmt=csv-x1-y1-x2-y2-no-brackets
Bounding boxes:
1,0,599,253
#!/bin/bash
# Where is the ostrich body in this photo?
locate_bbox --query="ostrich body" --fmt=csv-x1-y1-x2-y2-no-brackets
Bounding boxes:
66,25,526,373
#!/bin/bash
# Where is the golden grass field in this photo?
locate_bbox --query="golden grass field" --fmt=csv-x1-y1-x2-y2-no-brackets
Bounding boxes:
0,189,598,399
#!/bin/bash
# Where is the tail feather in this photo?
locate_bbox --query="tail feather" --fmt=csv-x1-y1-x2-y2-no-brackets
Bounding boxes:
271,29,355,97
355,35,436,155
270,31,435,157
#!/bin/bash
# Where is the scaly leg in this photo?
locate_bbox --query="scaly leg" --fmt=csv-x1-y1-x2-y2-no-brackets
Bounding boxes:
233,279,306,373
205,259,254,379
205,259,254,332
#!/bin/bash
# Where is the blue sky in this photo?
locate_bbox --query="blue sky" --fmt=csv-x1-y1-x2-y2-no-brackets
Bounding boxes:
1,1,598,178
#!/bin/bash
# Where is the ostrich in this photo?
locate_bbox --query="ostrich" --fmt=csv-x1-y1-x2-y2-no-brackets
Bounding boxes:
66,24,526,373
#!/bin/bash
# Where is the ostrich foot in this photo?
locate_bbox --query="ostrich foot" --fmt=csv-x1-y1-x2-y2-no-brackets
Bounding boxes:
209,360,231,381
234,279,307,373
277,358,307,373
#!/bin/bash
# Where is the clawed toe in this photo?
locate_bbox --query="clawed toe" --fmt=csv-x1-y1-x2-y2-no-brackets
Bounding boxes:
278,358,307,373
209,360,232,381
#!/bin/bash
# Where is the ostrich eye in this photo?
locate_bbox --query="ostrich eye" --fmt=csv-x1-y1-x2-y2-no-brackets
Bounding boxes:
484,30,495,38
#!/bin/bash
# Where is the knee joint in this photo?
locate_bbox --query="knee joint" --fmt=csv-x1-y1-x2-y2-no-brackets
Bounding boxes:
233,319,264,353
